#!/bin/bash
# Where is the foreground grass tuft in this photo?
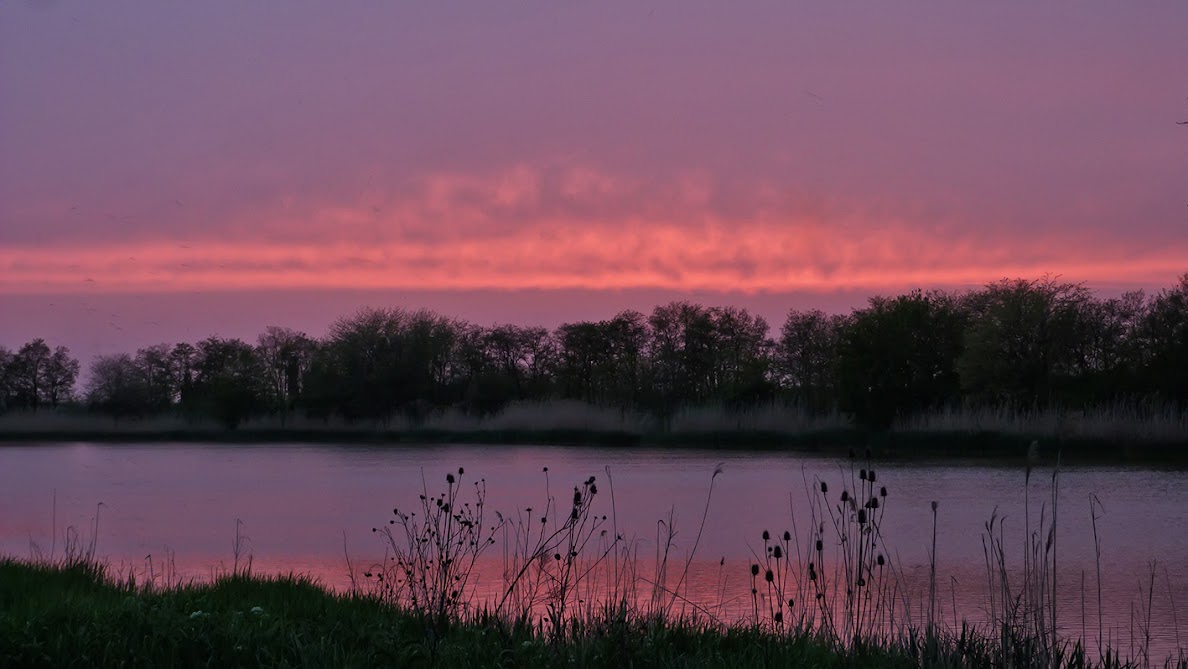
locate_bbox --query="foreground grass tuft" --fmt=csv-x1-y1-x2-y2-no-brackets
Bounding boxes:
1,559,919,668
5,559,1184,668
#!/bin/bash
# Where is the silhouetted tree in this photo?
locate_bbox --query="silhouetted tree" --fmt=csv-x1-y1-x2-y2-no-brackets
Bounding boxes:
256,326,316,420
647,302,718,411
87,353,150,419
603,310,649,408
310,308,409,421
170,342,198,413
7,339,51,410
191,337,266,428
958,277,1091,407
42,345,80,408
707,306,775,406
135,344,176,413
555,321,610,404
1061,291,1148,404
836,292,966,428
1138,273,1188,406
4,339,78,410
776,310,846,412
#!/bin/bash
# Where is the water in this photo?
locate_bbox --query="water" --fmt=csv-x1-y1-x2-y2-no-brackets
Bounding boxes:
2,442,1185,659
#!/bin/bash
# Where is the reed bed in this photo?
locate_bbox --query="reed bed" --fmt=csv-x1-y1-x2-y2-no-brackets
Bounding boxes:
897,405,1188,443
668,403,848,434
3,402,1186,458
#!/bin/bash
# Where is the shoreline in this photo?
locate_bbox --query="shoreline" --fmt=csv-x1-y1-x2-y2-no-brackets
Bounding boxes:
3,426,1187,464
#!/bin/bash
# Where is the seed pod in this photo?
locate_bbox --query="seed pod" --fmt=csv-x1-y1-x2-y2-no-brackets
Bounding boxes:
751,564,760,577
762,530,770,541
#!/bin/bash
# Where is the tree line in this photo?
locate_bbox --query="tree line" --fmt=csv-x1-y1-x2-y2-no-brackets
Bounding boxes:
1,274,1185,429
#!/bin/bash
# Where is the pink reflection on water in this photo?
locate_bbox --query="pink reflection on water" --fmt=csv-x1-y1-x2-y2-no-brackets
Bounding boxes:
1,442,1185,660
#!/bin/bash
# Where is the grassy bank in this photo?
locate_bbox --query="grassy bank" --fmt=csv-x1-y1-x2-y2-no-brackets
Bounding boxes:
2,401,1186,463
6,558,1172,669
0,559,928,668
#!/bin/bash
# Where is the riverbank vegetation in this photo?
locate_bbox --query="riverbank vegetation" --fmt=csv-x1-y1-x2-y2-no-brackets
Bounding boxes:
3,460,1184,667
2,274,1186,446
0,559,924,668
2,402,1186,463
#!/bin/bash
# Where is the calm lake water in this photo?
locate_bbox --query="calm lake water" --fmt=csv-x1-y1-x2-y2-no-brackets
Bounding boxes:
2,442,1185,659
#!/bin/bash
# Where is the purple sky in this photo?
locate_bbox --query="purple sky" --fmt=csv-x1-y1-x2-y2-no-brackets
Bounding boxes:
2,1,1187,364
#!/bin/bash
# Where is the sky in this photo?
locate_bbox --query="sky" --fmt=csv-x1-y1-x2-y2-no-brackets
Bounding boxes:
2,1,1187,365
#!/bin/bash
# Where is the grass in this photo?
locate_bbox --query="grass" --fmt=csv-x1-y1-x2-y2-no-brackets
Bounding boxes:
5,455,1186,667
0,559,924,668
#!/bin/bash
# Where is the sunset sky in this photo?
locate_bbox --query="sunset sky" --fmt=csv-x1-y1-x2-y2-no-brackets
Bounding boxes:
2,1,1186,363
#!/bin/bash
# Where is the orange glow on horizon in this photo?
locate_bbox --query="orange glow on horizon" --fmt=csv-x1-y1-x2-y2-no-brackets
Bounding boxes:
5,219,1185,295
